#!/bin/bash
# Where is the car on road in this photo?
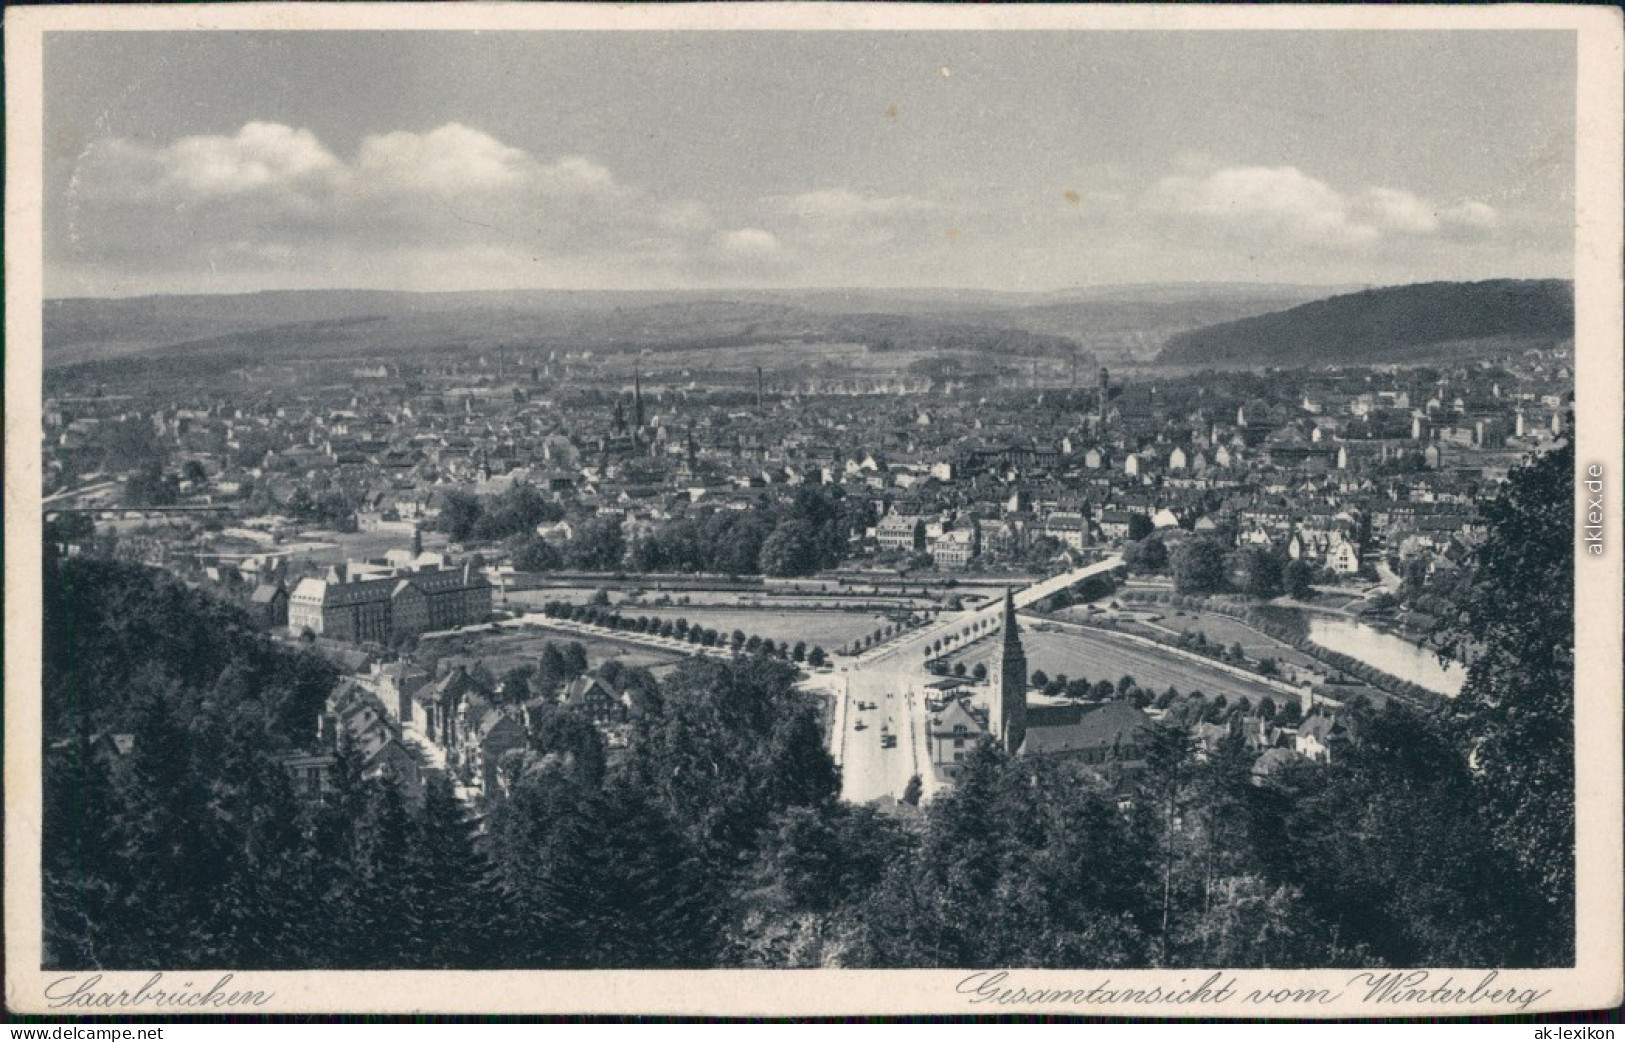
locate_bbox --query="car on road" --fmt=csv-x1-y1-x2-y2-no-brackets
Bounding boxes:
854,719,867,730
881,734,898,749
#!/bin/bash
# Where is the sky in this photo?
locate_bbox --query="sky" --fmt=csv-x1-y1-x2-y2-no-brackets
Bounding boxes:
43,30,1576,297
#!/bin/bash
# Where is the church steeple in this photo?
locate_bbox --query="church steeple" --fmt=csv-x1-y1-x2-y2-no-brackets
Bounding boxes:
633,370,645,430
991,587,1028,755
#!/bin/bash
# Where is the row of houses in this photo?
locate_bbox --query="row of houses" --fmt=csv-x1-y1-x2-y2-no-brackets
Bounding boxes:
925,690,1356,782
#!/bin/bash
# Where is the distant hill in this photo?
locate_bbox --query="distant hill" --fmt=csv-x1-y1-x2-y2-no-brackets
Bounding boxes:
1157,280,1573,366
44,297,1088,383
44,283,1344,371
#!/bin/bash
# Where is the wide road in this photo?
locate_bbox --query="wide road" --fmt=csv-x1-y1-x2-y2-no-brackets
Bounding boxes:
821,667,935,804
825,556,1125,804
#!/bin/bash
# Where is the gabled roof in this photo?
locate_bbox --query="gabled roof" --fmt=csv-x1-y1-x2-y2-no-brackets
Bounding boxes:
928,698,986,737
477,710,525,742
1251,747,1301,778
562,674,621,706
1297,711,1355,744
1020,700,1151,759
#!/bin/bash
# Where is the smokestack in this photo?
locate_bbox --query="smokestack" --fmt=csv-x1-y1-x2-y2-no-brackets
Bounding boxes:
756,366,764,412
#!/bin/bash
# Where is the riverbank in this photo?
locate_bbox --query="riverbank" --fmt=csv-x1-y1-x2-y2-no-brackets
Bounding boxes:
1117,590,1455,707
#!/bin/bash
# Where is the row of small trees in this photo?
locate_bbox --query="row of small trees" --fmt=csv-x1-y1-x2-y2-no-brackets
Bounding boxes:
538,601,828,667
927,660,989,681
920,613,1001,665
843,612,932,655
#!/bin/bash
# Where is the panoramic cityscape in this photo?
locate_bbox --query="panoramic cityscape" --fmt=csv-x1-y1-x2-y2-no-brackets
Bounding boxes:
36,28,1579,977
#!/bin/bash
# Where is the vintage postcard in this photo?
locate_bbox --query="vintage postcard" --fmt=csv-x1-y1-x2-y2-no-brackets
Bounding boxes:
6,3,1621,1018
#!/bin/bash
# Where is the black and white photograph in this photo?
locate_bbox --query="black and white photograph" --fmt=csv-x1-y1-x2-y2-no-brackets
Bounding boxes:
6,3,1621,1018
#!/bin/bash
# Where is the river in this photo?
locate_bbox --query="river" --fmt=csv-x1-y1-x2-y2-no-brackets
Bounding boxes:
1308,616,1467,697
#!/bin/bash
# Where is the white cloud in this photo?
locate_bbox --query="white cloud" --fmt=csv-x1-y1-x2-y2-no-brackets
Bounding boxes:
655,200,713,233
88,121,627,209
715,228,782,258
1439,200,1500,241
53,122,1526,295
86,122,344,203
1354,187,1440,236
767,188,943,251
356,124,534,196
63,121,714,289
1149,165,1499,251
1151,165,1377,247
779,188,937,221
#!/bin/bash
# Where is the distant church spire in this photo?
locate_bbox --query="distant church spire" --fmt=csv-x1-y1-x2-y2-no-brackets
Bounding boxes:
990,587,1028,756
633,370,645,430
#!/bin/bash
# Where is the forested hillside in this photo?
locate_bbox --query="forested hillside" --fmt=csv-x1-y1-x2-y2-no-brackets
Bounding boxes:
1158,280,1573,366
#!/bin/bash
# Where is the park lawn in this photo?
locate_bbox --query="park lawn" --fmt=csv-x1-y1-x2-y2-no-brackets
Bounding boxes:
634,607,892,651
947,628,1289,705
1147,610,1321,671
431,625,690,678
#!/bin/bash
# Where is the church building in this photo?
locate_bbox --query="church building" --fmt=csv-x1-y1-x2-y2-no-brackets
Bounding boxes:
987,584,1152,769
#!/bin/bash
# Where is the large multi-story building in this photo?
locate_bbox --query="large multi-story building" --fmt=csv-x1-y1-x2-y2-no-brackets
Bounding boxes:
288,556,492,643
928,527,977,568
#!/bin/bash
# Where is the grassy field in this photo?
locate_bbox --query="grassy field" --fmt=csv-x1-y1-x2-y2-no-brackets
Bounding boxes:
425,625,690,678
1137,610,1321,671
948,628,1289,704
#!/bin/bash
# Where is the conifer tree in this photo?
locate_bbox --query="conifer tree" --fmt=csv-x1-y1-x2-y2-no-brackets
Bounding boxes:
1137,719,1197,965
401,775,493,968
348,777,413,968
204,706,318,967
108,678,207,965
42,729,122,968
